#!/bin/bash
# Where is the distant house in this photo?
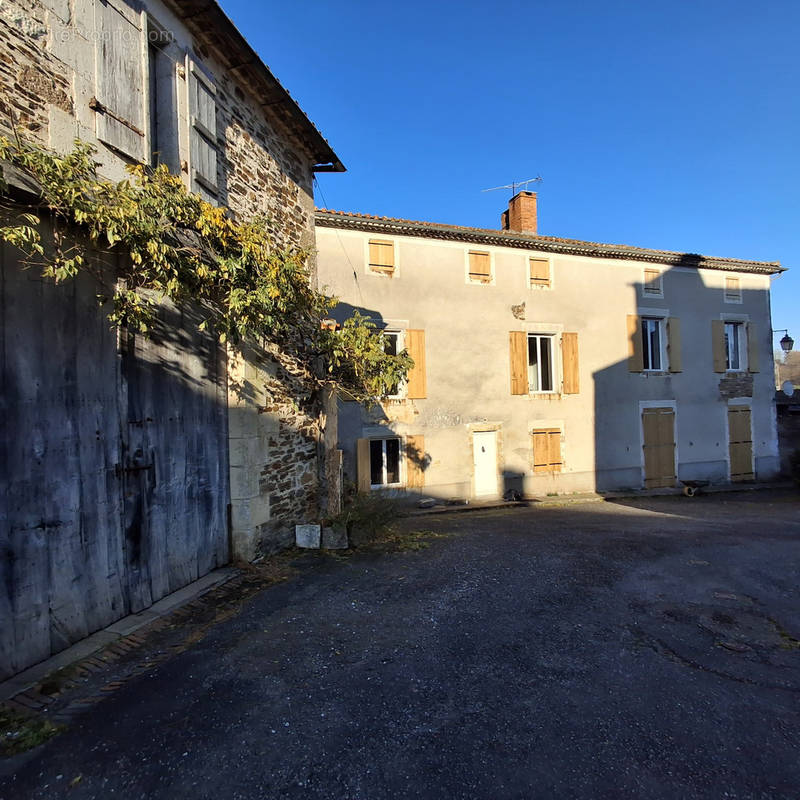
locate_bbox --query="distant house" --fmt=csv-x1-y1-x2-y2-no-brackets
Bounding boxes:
316,191,783,499
1,0,342,678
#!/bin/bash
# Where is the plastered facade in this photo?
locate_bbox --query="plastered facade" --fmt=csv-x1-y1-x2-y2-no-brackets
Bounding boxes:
316,217,781,499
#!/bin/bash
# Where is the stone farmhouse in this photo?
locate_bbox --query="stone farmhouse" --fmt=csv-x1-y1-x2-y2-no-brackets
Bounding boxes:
1,0,343,678
316,191,783,499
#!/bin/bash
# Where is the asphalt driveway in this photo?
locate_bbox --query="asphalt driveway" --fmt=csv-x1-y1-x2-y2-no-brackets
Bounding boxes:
3,490,800,799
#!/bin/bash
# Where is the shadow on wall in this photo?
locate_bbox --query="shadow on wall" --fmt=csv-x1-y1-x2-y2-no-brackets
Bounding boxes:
593,258,774,493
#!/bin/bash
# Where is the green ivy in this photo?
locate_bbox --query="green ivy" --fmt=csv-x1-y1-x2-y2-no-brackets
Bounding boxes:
0,136,411,403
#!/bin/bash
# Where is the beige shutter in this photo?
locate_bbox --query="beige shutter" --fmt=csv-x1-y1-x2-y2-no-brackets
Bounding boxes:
532,429,562,472
712,320,727,372
627,315,643,372
643,268,661,295
509,331,528,395
547,430,563,472
94,0,145,161
356,438,371,493
561,332,579,394
368,240,394,273
725,277,741,301
532,430,549,472
746,323,760,372
728,407,754,481
188,58,218,194
405,435,425,489
667,317,682,373
468,251,491,282
529,258,550,287
642,408,676,489
405,330,426,399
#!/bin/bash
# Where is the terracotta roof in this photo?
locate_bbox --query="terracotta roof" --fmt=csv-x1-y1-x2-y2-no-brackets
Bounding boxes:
315,209,783,275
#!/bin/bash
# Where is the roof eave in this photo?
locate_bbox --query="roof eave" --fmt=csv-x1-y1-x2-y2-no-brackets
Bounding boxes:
315,211,783,276
163,1,344,172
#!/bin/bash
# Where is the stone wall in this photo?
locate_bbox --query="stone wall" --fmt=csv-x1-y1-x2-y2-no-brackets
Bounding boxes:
1,0,335,563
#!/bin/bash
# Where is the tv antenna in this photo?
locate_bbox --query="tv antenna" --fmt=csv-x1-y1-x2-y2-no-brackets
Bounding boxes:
481,176,542,196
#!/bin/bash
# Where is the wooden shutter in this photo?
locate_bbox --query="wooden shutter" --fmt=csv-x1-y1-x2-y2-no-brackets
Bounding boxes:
561,332,579,394
529,258,550,287
188,57,218,194
712,320,726,372
509,331,527,395
356,438,371,493
642,408,676,488
627,315,643,372
468,251,491,282
547,431,562,472
532,429,562,473
368,240,394,273
94,0,145,161
667,317,682,373
746,323,760,372
405,435,425,489
643,268,661,294
728,407,753,481
532,430,549,473
725,277,741,301
405,330,426,399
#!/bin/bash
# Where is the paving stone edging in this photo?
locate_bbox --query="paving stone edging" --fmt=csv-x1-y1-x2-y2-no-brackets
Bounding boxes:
0,567,242,709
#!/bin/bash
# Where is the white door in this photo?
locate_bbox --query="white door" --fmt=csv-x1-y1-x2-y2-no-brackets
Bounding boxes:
473,431,498,497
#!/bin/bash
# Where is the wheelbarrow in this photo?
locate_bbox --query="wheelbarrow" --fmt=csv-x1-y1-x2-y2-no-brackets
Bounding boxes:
680,479,709,498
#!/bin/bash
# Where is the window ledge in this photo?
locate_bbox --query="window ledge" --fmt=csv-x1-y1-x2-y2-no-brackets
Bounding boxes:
640,371,671,377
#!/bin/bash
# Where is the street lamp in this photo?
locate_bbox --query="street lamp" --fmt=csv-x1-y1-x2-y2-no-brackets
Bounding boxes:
773,329,794,352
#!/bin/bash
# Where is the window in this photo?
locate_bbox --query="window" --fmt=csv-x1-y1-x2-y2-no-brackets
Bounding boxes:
725,277,742,303
369,438,401,487
532,429,562,473
641,318,663,371
468,250,492,283
529,258,550,288
382,330,404,397
643,268,662,296
368,239,395,275
528,334,555,392
724,322,744,370
147,21,180,173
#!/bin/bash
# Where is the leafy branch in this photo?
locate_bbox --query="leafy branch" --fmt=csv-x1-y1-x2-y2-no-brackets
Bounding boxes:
0,136,411,403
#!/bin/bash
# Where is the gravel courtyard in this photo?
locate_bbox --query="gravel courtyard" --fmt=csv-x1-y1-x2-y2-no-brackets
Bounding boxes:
3,490,800,799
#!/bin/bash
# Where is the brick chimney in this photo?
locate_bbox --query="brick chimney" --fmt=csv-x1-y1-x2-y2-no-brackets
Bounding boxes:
501,191,537,234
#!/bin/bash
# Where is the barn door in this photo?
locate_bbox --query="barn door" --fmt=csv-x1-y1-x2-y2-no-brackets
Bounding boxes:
642,407,676,489
728,407,754,482
119,308,230,615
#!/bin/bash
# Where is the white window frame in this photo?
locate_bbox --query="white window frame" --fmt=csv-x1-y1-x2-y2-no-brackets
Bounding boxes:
465,249,495,286
642,267,664,298
724,321,746,372
381,329,406,399
369,437,404,489
641,317,665,372
527,333,557,394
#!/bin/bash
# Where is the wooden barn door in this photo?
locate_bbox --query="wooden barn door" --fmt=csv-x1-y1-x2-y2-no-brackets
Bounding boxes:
119,305,230,614
728,407,754,482
642,407,677,489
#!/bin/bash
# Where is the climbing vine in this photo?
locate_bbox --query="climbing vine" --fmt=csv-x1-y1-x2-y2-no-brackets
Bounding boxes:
0,136,411,403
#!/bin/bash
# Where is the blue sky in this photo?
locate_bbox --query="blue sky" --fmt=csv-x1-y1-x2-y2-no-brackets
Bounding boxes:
221,0,798,347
